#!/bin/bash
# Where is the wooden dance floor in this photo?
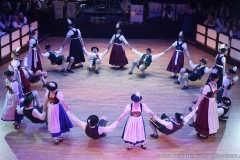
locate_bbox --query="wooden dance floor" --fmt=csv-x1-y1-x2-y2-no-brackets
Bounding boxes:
0,38,240,160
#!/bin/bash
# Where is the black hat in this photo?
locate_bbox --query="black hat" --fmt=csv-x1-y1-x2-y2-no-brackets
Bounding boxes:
45,44,52,49
87,115,99,126
11,46,21,56
4,70,14,76
131,92,142,102
22,97,33,107
219,44,227,52
91,47,99,52
199,59,207,64
221,97,231,106
47,82,58,91
146,48,153,53
175,113,183,122
226,66,237,74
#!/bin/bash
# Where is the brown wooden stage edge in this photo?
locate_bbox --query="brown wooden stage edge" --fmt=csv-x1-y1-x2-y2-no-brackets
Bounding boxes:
0,38,240,160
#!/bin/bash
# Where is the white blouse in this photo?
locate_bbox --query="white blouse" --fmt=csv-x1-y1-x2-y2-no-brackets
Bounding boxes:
172,41,187,50
66,28,81,38
109,34,128,44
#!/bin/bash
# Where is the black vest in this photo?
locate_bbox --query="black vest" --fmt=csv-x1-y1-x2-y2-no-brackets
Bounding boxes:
216,54,223,66
114,35,122,44
158,119,184,135
85,123,102,139
193,65,206,78
23,107,45,123
70,29,78,38
206,84,214,98
140,54,152,67
176,41,184,51
48,51,58,65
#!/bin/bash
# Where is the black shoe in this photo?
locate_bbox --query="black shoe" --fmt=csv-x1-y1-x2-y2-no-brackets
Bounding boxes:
174,81,180,85
197,133,208,139
95,70,99,74
61,69,66,73
54,140,59,145
128,71,132,75
192,101,197,104
189,107,193,112
79,64,83,68
141,144,146,150
150,133,158,139
102,133,107,137
127,146,132,151
142,74,146,78
181,85,189,90
67,69,74,73
43,83,47,87
59,136,63,142
15,123,20,129
171,75,178,79
189,122,195,127
88,67,92,71
221,116,228,119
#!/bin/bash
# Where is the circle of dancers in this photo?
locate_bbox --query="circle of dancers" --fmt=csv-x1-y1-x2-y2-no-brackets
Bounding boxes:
1,19,239,150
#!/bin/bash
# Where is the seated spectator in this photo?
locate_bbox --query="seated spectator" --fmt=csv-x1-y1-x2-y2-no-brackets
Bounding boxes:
18,12,27,26
11,16,20,30
229,25,240,39
215,13,226,32
0,15,6,31
204,15,216,28
16,0,29,16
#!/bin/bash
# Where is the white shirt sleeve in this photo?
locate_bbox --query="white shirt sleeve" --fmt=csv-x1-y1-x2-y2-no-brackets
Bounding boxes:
77,29,81,37
55,47,63,54
45,90,49,98
204,67,212,73
12,60,20,70
57,92,64,102
142,103,151,113
66,30,74,38
98,121,119,135
22,68,29,79
153,116,173,130
42,52,50,58
99,50,109,59
23,17,27,24
16,106,24,114
223,77,230,87
0,22,6,29
109,34,115,43
82,47,91,57
151,52,165,61
131,49,143,57
12,81,19,94
12,22,18,29
117,104,131,122
202,85,210,95
29,39,36,47
221,56,226,63
120,35,128,44
182,43,188,50
189,60,197,69
67,112,86,130
32,109,46,120
171,41,177,47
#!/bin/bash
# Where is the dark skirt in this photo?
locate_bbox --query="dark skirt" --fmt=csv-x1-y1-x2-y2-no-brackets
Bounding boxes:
31,49,43,73
52,104,73,137
166,51,184,73
69,39,85,65
109,44,128,67
206,65,223,88
194,97,210,136
14,92,24,123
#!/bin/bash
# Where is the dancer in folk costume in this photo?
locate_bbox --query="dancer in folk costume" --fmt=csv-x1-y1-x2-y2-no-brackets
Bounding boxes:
19,59,48,87
40,44,74,73
44,82,73,145
109,22,132,69
164,31,191,78
193,71,219,138
205,44,227,88
68,113,118,139
149,108,197,138
216,66,238,119
82,44,110,74
62,18,85,68
128,48,166,78
27,26,43,73
1,71,24,129
174,59,212,89
17,95,47,124
117,92,156,150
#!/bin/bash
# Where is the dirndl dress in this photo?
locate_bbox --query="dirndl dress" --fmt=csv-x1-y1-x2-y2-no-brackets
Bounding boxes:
46,90,73,137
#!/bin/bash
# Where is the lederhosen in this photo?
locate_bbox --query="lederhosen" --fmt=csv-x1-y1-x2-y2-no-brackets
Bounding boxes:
85,119,107,139
114,35,122,44
92,54,100,66
138,54,152,70
218,105,229,117
23,107,46,124
187,65,205,81
22,67,40,83
48,51,66,65
149,116,184,135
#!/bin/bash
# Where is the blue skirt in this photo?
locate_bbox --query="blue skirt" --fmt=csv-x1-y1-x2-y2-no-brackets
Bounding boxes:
14,92,24,122
52,104,73,137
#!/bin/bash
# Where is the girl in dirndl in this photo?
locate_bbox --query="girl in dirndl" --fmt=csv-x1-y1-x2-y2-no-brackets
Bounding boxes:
44,82,73,145
109,22,132,69
27,26,43,73
164,31,191,78
1,70,24,129
194,71,219,138
62,18,85,68
206,44,227,88
117,92,156,150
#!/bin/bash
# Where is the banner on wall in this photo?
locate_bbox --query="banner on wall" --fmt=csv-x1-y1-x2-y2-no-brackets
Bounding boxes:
130,5,143,23
53,1,64,19
67,2,76,18
148,2,162,18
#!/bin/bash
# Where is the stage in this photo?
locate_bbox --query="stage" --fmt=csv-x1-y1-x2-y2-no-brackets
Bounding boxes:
0,38,240,160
